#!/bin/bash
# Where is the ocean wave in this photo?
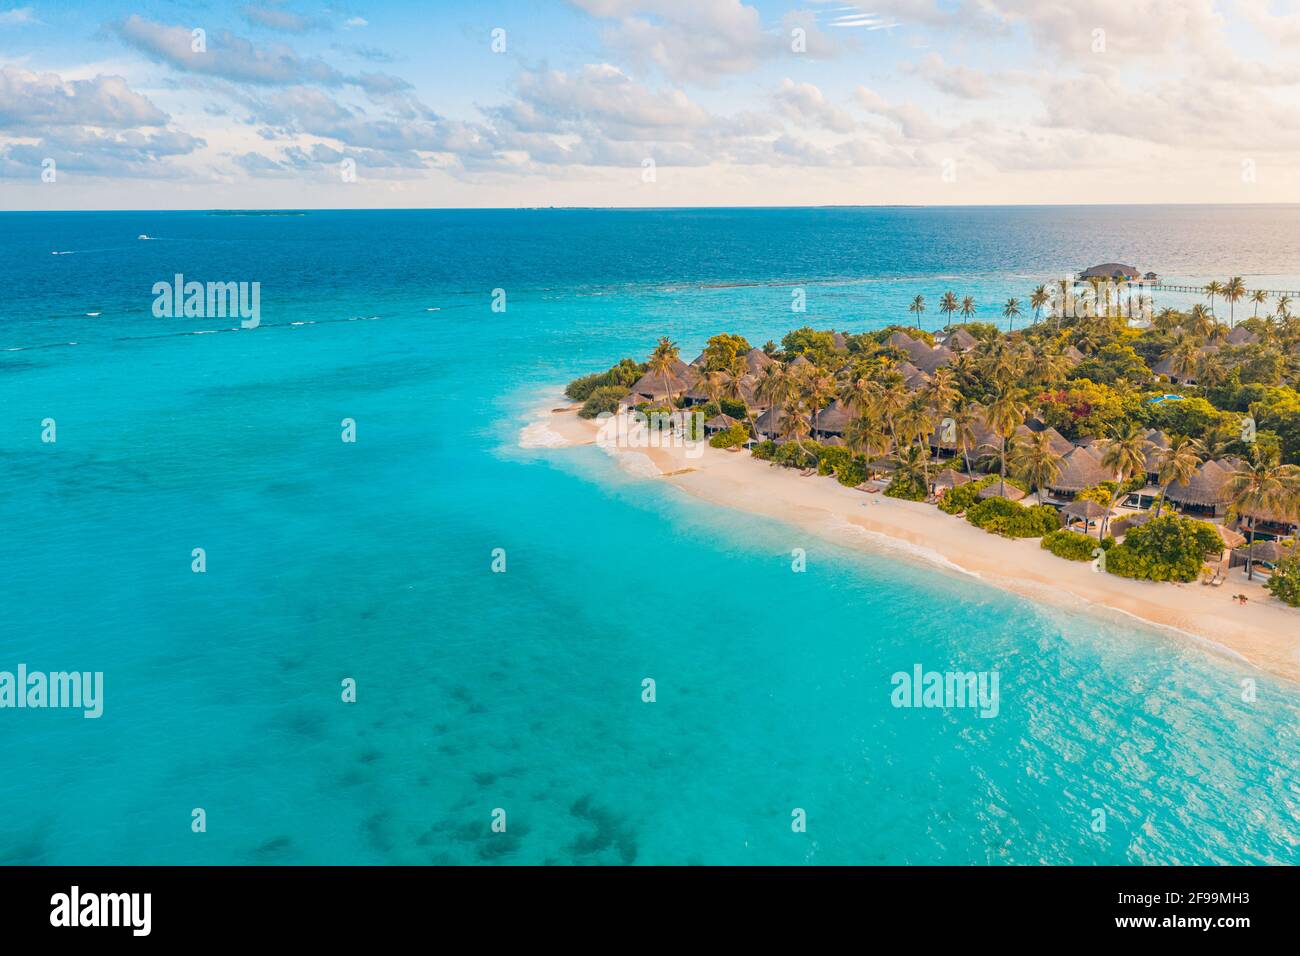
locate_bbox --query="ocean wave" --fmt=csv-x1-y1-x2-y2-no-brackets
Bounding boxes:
517,420,569,449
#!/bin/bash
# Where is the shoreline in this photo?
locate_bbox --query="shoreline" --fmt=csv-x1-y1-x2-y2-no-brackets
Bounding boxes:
526,400,1300,685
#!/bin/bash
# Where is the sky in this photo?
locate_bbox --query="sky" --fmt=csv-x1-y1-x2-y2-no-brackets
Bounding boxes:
2,0,1300,209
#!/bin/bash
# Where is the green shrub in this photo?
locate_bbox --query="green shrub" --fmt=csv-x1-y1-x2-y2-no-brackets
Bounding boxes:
773,441,819,470
937,475,996,515
884,473,926,500
709,423,750,449
1041,529,1098,561
579,385,631,419
1104,515,1223,582
834,457,868,487
966,497,1061,538
565,359,642,401
1265,553,1300,607
751,440,776,461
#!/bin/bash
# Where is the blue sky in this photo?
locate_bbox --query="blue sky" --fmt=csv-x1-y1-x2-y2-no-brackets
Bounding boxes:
3,0,1300,208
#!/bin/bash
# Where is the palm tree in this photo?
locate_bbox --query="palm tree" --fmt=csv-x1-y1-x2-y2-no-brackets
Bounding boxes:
1165,339,1200,382
1204,280,1225,316
1153,307,1180,332
1002,297,1021,332
1011,430,1065,505
1153,437,1203,518
984,389,1028,498
845,414,889,478
755,363,791,438
1275,294,1292,320
805,367,836,438
1186,303,1214,340
647,337,681,407
960,295,977,324
1223,277,1245,328
950,401,980,478
939,291,958,329
702,369,727,409
1097,421,1152,540
892,444,930,497
868,380,908,451
924,366,960,418
1030,284,1050,325
1223,458,1300,580
1250,288,1268,319
909,294,926,331
722,354,756,442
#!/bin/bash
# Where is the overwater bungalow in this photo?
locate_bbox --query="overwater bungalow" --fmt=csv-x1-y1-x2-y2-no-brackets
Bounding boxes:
1078,262,1142,282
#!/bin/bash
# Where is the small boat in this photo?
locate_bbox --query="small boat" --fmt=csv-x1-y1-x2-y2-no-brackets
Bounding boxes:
137,234,150,240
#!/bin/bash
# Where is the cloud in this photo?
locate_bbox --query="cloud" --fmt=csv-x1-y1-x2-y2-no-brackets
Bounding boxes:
0,66,167,129
0,6,40,27
241,5,327,34
569,0,776,83
1,126,205,178
772,79,857,133
906,53,996,99
109,15,345,86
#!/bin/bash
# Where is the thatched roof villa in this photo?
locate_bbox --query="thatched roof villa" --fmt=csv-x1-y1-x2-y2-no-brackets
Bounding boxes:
1044,446,1111,501
940,327,978,352
1163,459,1232,517
1078,263,1142,281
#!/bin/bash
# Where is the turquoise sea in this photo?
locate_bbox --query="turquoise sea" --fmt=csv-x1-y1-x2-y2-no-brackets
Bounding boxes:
2,206,1298,865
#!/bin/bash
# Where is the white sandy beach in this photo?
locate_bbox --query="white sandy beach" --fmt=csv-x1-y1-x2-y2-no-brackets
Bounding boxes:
532,402,1300,685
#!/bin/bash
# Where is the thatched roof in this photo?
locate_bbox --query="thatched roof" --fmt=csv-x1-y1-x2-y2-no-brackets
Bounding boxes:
912,343,956,374
1142,430,1172,472
629,357,698,399
831,331,848,350
1214,524,1247,550
933,470,972,490
979,483,1026,501
941,327,978,352
705,413,739,430
813,399,851,435
819,435,846,447
1040,426,1075,457
901,363,931,391
1062,500,1108,521
754,405,785,436
1063,345,1085,366
1225,325,1259,345
1234,540,1295,563
1080,262,1141,280
886,331,915,349
1164,460,1231,507
789,353,814,369
689,351,707,368
1047,446,1111,493
745,348,775,374
1111,511,1152,535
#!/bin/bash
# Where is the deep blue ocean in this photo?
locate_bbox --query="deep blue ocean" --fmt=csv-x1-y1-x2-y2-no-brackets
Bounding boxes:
2,206,1298,864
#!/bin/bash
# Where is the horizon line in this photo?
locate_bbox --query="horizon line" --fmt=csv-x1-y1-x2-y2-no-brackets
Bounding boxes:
4,200,1300,214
